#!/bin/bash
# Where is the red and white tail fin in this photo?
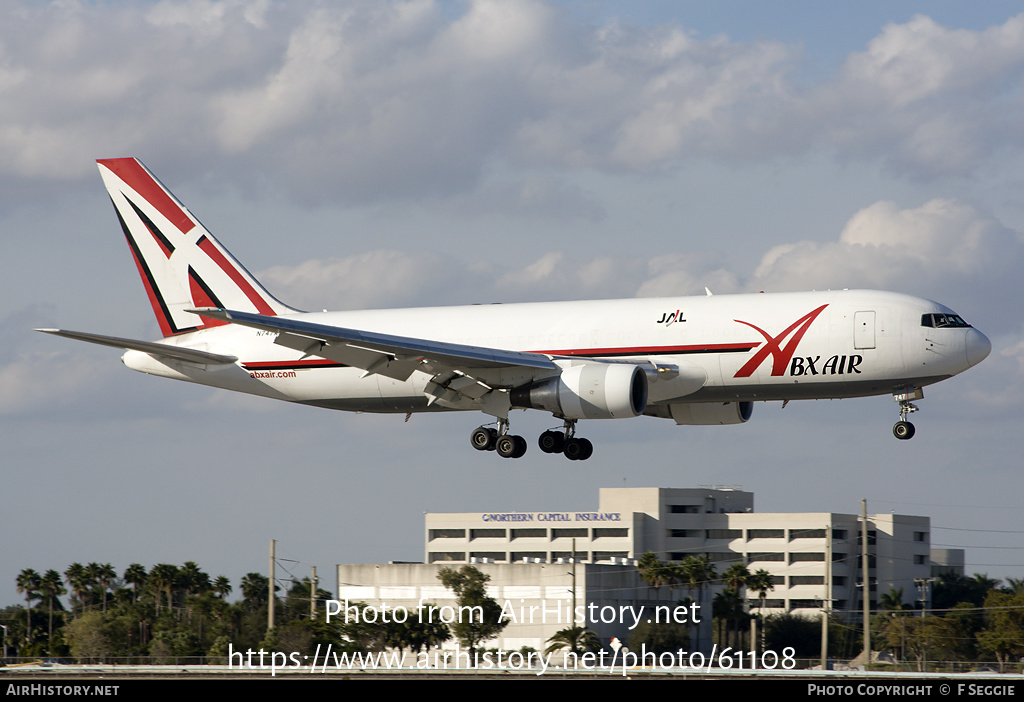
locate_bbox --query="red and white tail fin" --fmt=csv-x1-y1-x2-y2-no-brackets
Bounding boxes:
97,158,296,337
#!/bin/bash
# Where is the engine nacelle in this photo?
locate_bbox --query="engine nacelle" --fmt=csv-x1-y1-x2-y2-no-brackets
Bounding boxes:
668,401,753,425
510,363,648,419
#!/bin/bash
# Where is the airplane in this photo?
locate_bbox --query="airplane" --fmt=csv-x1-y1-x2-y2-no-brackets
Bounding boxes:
38,158,992,460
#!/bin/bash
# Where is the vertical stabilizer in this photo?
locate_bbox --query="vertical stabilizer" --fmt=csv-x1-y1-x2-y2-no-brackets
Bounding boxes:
97,158,296,337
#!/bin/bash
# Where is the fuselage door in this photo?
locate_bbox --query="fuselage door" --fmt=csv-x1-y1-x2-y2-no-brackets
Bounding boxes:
854,311,876,349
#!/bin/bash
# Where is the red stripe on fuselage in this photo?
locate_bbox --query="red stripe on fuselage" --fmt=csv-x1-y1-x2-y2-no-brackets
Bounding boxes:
532,342,758,357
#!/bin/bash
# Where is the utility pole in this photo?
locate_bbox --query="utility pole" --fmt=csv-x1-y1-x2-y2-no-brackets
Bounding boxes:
821,522,831,670
861,500,870,668
311,566,318,619
269,539,276,632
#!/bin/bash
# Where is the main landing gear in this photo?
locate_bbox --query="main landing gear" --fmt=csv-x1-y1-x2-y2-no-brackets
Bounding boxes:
540,420,593,461
470,420,527,459
470,419,594,460
892,388,922,440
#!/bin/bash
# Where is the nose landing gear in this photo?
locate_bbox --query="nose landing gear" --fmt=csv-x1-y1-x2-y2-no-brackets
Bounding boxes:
892,388,922,440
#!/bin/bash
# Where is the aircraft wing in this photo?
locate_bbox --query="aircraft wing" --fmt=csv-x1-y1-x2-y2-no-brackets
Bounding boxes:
36,328,238,365
189,308,559,411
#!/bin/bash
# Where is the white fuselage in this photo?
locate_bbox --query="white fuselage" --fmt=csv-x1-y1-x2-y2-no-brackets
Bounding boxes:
123,289,990,415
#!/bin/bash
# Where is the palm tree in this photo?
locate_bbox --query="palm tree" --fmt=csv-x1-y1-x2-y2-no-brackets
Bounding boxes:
748,569,775,614
38,570,66,649
92,563,117,614
545,626,602,656
722,562,751,647
124,564,147,603
241,573,271,611
637,551,675,593
148,564,179,614
676,555,717,607
213,576,232,599
64,563,90,617
179,561,211,598
16,569,41,646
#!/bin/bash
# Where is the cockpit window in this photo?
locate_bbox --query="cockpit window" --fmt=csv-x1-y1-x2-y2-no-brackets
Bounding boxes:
921,313,971,328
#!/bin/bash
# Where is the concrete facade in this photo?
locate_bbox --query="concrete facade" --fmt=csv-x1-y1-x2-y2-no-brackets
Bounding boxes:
334,487,961,653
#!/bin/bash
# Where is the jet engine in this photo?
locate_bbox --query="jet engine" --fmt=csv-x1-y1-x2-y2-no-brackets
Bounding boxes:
667,401,753,425
510,363,648,419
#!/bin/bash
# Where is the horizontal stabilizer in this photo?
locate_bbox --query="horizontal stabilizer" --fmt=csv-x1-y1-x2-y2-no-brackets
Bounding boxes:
36,328,238,365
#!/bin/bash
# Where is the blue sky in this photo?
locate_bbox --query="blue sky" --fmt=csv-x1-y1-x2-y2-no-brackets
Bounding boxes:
1,0,1022,609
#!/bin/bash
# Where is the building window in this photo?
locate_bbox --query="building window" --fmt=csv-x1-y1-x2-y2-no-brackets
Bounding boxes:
429,529,466,540
470,529,506,540
790,552,825,563
511,528,546,539
469,552,506,562
552,551,587,562
707,551,742,563
789,599,821,609
790,529,827,540
669,529,701,538
747,552,785,562
747,529,784,539
593,528,628,539
428,552,466,562
706,529,742,540
914,531,928,542
552,528,587,539
833,577,847,586
914,554,927,565
593,551,629,562
789,576,825,586
669,505,700,514
512,552,547,562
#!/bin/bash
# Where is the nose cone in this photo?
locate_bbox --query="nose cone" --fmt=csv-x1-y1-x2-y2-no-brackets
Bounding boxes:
966,328,992,368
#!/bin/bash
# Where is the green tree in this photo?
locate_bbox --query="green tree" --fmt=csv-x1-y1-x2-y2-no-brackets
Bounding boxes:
437,565,508,660
123,564,147,604
64,563,91,617
976,589,1024,672
545,625,601,655
241,573,272,611
38,570,67,649
16,569,41,647
148,564,179,614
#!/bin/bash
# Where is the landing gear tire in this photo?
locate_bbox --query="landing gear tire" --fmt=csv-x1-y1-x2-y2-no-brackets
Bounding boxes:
563,437,593,461
539,430,565,454
470,427,497,451
496,434,527,458
893,421,915,440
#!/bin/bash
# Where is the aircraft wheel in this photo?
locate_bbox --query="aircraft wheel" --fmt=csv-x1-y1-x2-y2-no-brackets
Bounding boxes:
496,434,526,458
564,437,593,461
892,421,915,440
471,427,496,451
576,438,593,460
539,430,564,454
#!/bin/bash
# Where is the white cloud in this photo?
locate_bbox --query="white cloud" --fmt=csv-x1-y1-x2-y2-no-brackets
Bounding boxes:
0,351,114,415
0,2,1020,202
